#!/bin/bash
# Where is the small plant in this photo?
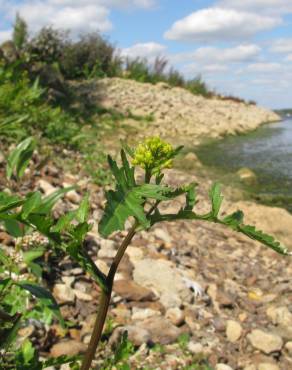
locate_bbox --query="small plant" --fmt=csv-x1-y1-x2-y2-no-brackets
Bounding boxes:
12,13,28,51
0,137,290,370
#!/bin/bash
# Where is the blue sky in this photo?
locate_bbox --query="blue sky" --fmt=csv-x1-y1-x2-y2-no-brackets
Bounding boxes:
1,0,292,109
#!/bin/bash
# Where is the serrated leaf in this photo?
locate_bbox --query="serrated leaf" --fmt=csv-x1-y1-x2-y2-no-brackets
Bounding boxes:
209,183,223,218
238,224,289,255
222,210,244,226
120,150,136,187
99,187,148,237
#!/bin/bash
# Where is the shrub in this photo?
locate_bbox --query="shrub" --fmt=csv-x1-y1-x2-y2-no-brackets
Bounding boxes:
185,76,212,97
0,62,80,146
60,32,116,79
124,57,151,82
25,26,66,64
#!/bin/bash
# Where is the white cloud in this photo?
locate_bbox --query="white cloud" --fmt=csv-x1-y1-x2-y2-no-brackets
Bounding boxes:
245,62,282,72
285,54,292,61
0,30,12,43
1,0,156,37
218,0,292,15
192,44,261,63
48,0,155,9
121,42,167,60
269,38,292,53
183,62,229,78
164,8,281,42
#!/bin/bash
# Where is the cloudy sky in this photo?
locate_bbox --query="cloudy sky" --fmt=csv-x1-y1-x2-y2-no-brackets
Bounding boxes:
1,0,292,108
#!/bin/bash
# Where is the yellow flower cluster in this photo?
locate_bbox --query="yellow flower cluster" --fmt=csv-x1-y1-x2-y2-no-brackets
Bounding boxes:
132,137,174,170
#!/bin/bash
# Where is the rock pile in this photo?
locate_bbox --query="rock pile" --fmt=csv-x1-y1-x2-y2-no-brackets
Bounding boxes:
75,78,281,145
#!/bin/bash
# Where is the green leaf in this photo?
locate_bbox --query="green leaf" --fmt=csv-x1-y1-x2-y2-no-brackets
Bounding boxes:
209,183,223,218
222,210,244,226
23,248,45,264
21,192,42,219
6,137,36,179
0,193,24,213
3,219,23,237
120,150,136,187
17,282,64,326
0,314,22,350
238,224,289,255
21,340,36,364
100,152,190,237
76,194,90,223
51,211,76,233
41,355,81,369
34,187,75,214
184,183,197,211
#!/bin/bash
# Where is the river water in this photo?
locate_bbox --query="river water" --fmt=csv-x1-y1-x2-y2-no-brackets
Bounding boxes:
196,118,292,212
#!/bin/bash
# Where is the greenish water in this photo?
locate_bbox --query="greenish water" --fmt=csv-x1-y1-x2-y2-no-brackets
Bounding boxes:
196,119,292,212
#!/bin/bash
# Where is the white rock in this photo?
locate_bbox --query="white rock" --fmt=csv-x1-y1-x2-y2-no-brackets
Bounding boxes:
53,284,75,303
65,190,81,204
226,320,243,343
285,341,292,354
215,364,234,370
126,246,144,262
133,258,192,309
247,329,283,354
258,363,280,370
74,289,92,302
98,248,116,259
154,228,172,243
132,308,161,321
187,342,203,354
38,179,56,196
94,260,109,275
266,306,292,327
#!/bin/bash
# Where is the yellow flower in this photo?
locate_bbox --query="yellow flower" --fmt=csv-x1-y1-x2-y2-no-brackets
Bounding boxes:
132,137,175,171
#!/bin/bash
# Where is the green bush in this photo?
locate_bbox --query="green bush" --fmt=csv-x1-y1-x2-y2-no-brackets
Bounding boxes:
25,26,66,64
185,76,212,97
60,32,118,79
0,61,80,146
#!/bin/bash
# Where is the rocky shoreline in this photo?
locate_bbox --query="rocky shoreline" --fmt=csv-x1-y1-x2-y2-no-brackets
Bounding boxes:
76,77,281,146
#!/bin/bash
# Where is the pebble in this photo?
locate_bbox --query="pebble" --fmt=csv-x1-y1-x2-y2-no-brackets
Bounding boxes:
50,340,87,357
226,320,243,343
215,364,234,370
258,363,280,370
247,329,283,354
53,284,75,303
165,307,185,326
187,342,203,354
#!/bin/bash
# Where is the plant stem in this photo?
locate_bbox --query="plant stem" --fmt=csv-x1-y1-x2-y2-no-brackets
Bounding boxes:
80,224,137,370
81,202,160,370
